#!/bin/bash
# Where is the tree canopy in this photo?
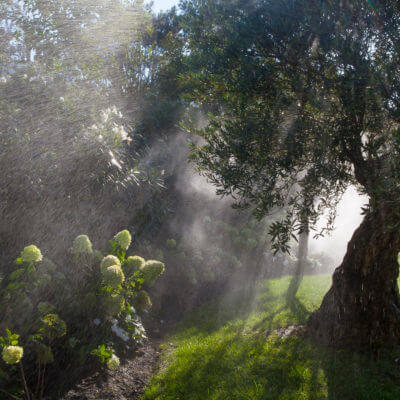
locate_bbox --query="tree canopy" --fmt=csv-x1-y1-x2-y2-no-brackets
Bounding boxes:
162,0,400,252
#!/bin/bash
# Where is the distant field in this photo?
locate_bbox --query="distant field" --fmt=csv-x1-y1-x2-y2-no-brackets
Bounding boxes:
143,275,400,400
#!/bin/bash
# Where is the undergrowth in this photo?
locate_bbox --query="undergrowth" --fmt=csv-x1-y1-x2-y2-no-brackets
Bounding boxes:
143,275,400,400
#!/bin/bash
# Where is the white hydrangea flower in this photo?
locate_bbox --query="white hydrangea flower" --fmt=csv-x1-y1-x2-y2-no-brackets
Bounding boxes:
100,255,120,273
104,294,125,316
113,230,131,250
112,125,129,142
140,260,165,283
107,354,120,370
21,245,42,263
101,110,110,123
111,322,130,342
2,346,23,364
71,234,93,255
103,265,125,287
124,255,145,276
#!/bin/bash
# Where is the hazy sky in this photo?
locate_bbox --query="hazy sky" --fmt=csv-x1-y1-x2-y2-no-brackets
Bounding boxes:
150,0,178,13
309,186,367,266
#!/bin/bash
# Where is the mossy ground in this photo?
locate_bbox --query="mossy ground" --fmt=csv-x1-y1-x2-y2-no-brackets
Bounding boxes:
143,275,400,400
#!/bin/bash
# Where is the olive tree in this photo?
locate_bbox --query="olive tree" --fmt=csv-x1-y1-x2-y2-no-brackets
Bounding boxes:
173,0,400,348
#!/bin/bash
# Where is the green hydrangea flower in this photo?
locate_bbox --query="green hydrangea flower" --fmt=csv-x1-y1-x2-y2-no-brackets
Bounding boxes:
231,256,242,268
165,239,177,249
72,235,93,255
103,265,125,287
140,260,165,283
107,354,120,370
37,302,55,315
104,293,125,316
2,345,23,364
203,216,211,224
41,314,67,339
39,273,52,286
100,255,120,273
123,256,145,276
21,245,42,263
93,250,103,265
134,290,152,311
113,230,131,250
41,258,57,273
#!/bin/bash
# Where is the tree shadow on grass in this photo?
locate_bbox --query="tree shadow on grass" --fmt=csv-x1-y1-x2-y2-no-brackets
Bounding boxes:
145,327,400,400
148,273,400,399
144,328,330,400
252,290,309,334
173,279,274,337
287,295,309,322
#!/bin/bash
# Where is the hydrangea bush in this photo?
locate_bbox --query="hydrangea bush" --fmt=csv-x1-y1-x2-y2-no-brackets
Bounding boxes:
0,229,164,398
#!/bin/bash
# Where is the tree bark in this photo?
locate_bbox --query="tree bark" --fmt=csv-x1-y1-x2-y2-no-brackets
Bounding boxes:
286,229,309,304
308,206,400,348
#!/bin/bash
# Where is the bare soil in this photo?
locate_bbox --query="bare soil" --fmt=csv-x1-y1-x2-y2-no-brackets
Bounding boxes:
59,341,160,400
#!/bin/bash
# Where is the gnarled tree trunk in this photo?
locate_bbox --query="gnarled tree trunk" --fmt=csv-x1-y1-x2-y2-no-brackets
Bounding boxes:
308,206,400,348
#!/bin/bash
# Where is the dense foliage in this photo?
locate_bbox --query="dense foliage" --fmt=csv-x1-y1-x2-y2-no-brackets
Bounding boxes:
0,230,164,398
0,0,163,268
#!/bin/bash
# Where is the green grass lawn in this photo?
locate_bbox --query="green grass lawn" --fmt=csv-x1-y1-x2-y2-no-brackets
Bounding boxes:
143,275,400,400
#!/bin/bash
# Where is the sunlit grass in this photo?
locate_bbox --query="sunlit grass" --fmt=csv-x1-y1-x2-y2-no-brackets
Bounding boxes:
143,275,400,400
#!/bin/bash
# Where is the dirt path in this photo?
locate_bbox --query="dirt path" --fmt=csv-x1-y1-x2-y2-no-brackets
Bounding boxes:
59,340,161,400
